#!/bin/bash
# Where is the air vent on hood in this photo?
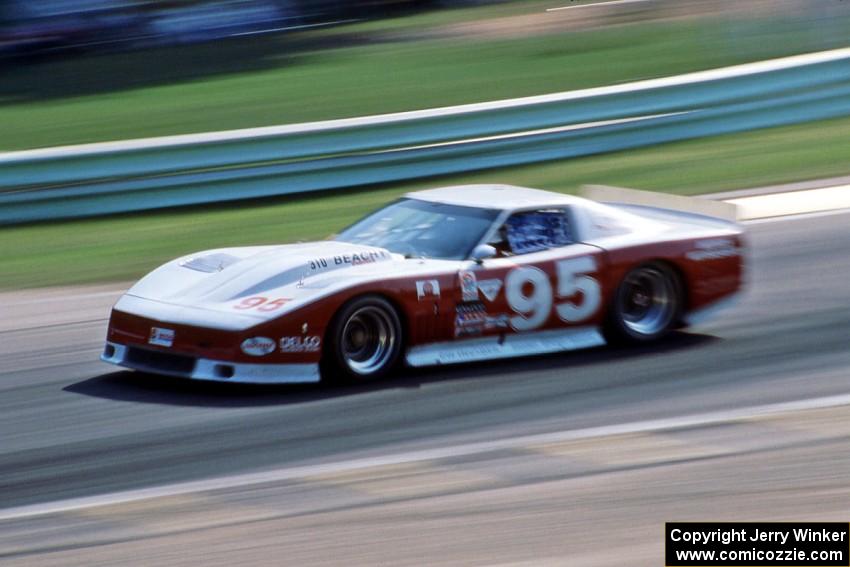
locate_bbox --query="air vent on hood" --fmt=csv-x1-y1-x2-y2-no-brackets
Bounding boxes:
181,253,240,273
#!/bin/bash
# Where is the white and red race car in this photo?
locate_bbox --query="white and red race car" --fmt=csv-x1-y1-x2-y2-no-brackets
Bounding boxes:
102,185,744,383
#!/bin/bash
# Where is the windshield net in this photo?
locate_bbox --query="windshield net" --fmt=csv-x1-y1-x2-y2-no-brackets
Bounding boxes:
336,198,499,260
505,210,573,255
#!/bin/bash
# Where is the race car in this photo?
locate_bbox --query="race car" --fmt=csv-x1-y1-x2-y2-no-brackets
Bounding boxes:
101,184,744,384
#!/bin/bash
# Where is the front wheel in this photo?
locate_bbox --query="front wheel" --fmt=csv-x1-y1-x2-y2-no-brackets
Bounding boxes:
604,263,682,343
323,296,403,383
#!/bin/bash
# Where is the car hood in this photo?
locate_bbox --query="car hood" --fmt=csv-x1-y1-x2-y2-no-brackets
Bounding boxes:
116,241,454,329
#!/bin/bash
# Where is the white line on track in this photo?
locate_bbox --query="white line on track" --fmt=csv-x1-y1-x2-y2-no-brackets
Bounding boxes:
547,0,652,12
4,391,850,521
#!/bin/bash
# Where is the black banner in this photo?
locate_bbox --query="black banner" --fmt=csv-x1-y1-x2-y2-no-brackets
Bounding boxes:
666,522,850,566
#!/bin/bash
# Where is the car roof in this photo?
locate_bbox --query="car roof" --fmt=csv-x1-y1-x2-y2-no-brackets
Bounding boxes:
406,184,584,211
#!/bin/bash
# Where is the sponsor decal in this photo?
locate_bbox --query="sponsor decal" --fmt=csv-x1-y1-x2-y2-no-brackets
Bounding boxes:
280,336,321,353
686,238,742,261
455,302,488,337
459,270,478,302
241,336,276,357
416,279,441,301
439,343,501,362
477,279,502,302
148,327,175,347
485,314,511,330
309,250,391,271
233,297,291,311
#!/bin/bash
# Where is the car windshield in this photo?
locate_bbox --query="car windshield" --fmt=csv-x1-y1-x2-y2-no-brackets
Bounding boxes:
335,198,499,260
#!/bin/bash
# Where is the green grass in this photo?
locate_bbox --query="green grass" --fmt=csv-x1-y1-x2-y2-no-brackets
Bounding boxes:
3,115,850,290
0,13,846,150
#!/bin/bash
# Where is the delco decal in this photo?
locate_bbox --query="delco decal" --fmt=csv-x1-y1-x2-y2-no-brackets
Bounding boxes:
459,270,478,302
280,336,321,353
686,239,742,261
416,279,441,301
148,327,175,347
309,250,391,271
241,337,276,357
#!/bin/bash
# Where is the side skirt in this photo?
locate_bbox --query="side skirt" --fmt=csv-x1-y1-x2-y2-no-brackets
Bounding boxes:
405,327,606,367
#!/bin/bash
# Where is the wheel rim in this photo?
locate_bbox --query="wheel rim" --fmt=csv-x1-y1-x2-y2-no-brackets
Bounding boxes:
620,267,676,337
341,306,396,375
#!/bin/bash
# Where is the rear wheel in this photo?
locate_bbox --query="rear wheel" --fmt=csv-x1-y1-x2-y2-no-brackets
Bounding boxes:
324,296,403,382
605,263,681,343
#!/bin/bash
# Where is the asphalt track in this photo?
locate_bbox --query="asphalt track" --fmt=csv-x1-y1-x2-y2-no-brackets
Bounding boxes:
1,209,850,565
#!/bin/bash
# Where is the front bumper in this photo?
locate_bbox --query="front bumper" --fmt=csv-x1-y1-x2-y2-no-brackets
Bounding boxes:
101,342,320,384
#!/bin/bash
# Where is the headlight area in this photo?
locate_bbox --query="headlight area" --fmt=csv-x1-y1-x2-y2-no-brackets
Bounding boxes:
101,309,322,384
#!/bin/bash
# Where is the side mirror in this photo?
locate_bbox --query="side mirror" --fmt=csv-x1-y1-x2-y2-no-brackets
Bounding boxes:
470,244,497,264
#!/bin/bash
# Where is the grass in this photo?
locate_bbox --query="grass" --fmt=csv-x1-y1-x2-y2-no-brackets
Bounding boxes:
1,12,847,150
3,114,850,290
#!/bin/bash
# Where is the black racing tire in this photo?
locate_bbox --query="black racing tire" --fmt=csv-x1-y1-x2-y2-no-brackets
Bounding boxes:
322,295,403,383
604,262,682,344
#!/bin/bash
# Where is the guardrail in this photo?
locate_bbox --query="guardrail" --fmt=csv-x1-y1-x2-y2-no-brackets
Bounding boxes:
2,47,850,225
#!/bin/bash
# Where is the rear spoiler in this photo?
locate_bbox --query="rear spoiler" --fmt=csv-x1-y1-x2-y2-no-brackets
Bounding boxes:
582,185,738,222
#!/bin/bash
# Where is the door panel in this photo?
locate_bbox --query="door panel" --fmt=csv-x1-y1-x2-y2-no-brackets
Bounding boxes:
453,244,607,339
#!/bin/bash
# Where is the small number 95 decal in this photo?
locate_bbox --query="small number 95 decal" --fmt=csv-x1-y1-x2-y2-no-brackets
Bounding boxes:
233,297,291,312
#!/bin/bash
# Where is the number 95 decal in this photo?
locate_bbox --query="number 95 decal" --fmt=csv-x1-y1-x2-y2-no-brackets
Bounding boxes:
233,296,291,312
505,257,601,331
